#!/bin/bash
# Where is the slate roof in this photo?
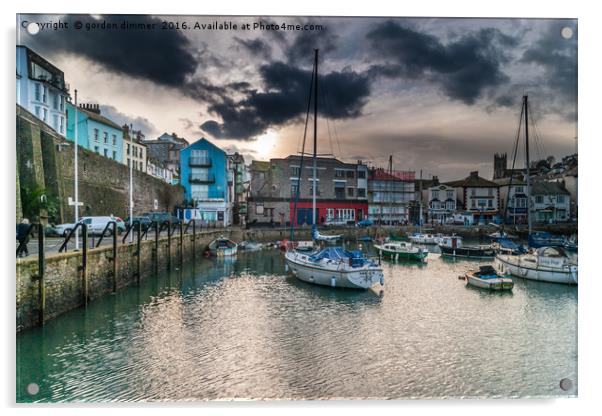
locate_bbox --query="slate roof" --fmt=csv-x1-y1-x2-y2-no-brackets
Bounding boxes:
445,172,499,188
531,181,570,196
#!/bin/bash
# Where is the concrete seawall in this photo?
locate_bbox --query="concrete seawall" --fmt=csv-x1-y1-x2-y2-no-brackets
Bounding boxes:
16,223,576,331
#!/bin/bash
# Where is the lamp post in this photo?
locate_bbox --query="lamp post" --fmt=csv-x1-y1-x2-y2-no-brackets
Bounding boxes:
129,124,134,243
74,90,80,250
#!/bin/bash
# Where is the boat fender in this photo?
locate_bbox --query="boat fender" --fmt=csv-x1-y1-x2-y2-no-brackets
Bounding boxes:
331,276,336,287
380,275,385,286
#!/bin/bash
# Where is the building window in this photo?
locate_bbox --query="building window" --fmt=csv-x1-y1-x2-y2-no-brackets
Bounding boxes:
535,195,543,204
358,170,366,179
59,117,64,134
488,188,493,196
134,147,138,158
103,132,108,143
358,188,366,198
42,108,47,122
52,114,58,130
42,85,48,103
113,150,117,159
127,158,130,167
291,166,300,177
52,93,58,110
471,199,476,208
112,134,116,146
334,169,345,178
557,195,565,203
104,149,108,157
59,95,65,111
347,187,354,197
515,186,523,193
346,170,355,179
432,190,439,200
94,146,99,153
471,189,476,196
446,190,454,200
446,201,454,210
94,129,99,140
488,200,493,208
34,106,40,118
127,143,130,155
256,203,264,215
290,180,299,196
34,83,41,101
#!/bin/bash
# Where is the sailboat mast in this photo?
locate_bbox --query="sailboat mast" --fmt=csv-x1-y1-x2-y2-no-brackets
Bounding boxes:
524,95,532,235
312,49,318,227
388,155,393,226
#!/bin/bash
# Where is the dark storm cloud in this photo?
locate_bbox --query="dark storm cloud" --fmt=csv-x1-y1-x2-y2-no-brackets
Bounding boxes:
520,21,577,112
100,105,158,136
24,14,197,87
233,37,273,60
366,21,514,104
284,22,339,64
200,61,371,140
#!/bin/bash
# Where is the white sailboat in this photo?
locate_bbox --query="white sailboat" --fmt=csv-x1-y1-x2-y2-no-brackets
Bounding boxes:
494,95,578,285
284,49,384,290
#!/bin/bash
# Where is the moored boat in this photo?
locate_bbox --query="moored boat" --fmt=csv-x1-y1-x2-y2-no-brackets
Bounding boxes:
374,241,428,262
439,235,495,259
285,247,384,289
409,232,444,245
465,265,514,291
208,236,238,257
495,246,578,285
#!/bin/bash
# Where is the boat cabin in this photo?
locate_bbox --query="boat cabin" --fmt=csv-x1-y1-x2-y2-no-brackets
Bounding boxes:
439,235,462,248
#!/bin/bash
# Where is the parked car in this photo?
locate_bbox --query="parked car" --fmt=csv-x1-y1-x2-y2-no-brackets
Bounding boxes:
143,212,181,225
125,216,152,230
356,218,374,227
324,218,348,227
54,216,122,237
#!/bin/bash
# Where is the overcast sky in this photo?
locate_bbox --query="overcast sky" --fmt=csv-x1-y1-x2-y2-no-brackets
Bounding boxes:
18,15,577,180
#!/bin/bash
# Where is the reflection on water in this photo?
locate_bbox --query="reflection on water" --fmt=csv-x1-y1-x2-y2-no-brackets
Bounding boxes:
16,246,577,402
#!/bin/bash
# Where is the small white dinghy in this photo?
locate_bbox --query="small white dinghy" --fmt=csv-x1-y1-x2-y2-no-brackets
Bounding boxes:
208,236,238,257
465,265,514,291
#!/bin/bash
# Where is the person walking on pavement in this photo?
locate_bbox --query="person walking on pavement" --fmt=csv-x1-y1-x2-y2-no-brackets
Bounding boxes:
16,218,31,258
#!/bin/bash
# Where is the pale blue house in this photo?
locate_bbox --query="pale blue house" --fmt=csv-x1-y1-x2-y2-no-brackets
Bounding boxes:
66,102,124,162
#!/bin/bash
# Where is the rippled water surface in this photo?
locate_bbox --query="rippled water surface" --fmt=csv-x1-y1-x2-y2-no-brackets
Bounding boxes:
16,246,577,401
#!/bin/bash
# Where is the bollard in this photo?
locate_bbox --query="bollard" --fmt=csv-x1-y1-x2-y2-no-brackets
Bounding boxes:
136,221,142,284
37,223,45,326
112,222,118,292
179,221,184,265
192,220,196,259
82,225,88,306
167,221,172,270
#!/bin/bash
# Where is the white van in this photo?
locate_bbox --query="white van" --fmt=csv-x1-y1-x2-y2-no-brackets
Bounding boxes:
54,216,121,236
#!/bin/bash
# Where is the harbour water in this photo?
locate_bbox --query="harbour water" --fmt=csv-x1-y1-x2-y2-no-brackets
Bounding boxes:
16,245,577,401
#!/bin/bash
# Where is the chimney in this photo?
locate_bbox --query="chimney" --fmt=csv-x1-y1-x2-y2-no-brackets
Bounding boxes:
469,171,479,179
433,175,439,186
79,102,101,114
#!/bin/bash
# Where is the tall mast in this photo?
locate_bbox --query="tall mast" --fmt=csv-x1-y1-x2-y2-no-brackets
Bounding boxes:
388,155,393,226
419,169,423,232
524,95,532,235
312,49,318,227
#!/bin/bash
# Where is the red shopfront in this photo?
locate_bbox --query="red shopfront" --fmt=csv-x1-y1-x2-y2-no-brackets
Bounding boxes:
290,201,368,226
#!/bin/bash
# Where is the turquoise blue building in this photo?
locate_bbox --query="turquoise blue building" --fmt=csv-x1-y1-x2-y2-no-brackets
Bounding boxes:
180,138,231,225
66,102,124,162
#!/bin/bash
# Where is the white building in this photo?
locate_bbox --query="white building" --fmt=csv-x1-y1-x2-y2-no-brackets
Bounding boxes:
16,45,68,136
123,125,147,172
445,171,500,222
531,181,571,223
427,183,457,223
147,157,175,184
494,178,529,224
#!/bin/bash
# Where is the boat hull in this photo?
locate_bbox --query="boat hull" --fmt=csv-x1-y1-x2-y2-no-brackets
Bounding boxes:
466,274,514,291
495,255,578,285
440,245,495,259
375,246,427,262
284,251,384,290
210,247,238,257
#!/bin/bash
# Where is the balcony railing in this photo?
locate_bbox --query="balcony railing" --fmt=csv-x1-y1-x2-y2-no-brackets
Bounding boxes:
189,156,212,167
191,190,225,200
189,173,215,184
